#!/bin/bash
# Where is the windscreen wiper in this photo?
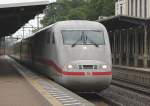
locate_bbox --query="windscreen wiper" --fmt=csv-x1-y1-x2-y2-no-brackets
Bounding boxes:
86,36,99,47
72,33,83,47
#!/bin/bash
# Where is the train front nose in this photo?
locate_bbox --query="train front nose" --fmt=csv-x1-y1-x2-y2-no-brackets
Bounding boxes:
61,75,112,92
60,60,112,92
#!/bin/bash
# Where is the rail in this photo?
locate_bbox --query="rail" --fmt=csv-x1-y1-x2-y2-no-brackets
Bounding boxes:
112,65,150,87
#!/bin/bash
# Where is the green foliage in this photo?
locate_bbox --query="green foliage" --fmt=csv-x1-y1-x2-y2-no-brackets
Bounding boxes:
87,0,115,20
41,0,115,27
67,7,87,20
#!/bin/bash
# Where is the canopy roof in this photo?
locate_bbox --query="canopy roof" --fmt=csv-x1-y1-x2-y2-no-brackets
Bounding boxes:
0,0,49,37
100,15,150,30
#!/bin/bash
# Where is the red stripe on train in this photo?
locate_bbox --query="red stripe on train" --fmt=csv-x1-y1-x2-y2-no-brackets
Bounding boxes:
42,59,112,76
62,72,85,75
92,72,112,75
42,59,63,73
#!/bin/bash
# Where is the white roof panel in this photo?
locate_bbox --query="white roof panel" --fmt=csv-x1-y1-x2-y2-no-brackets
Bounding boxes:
0,0,49,8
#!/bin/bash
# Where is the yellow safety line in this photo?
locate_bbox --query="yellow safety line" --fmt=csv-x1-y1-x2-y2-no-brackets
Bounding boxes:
30,79,64,106
8,57,64,106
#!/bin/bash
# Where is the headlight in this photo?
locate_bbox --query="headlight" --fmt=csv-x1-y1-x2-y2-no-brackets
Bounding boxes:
102,65,108,69
66,64,78,70
67,64,73,69
97,64,111,71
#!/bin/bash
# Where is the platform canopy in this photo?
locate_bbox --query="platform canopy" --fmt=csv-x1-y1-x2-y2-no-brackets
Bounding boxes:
100,15,150,30
0,0,49,37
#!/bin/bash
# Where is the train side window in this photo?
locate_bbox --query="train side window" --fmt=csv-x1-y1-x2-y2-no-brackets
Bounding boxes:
52,32,55,44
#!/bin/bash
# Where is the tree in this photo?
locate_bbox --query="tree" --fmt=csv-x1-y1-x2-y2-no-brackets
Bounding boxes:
101,0,115,16
67,8,87,20
41,0,115,26
87,0,115,20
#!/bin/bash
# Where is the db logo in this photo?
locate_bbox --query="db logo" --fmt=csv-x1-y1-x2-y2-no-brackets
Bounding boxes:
85,72,92,76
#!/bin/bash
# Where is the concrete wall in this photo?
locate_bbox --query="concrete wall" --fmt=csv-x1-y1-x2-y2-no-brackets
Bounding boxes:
115,0,128,16
116,0,150,18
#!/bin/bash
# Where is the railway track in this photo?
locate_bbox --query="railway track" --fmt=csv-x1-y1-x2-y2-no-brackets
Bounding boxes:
98,84,150,106
77,93,109,106
112,65,150,88
112,66,150,97
97,66,150,106
112,79,150,96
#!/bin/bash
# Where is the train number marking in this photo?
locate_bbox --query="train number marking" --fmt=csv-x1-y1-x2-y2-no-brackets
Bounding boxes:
85,72,92,76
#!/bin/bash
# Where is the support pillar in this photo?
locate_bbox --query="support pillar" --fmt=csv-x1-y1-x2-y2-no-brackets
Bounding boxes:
113,31,116,64
119,30,122,65
143,24,148,68
126,29,129,66
134,28,138,67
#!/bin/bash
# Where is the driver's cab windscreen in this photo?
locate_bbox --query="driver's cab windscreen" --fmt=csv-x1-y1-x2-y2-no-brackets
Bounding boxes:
62,30,105,45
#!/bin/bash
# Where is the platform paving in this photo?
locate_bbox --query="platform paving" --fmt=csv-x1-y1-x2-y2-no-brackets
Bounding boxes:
0,56,51,106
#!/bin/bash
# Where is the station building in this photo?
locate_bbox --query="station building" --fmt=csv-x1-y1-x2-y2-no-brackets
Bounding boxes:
115,0,149,18
100,0,150,68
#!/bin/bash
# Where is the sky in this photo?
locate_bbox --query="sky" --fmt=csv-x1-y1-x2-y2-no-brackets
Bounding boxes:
0,0,56,38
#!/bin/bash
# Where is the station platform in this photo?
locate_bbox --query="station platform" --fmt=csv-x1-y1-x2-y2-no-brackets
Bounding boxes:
0,56,51,106
0,55,95,106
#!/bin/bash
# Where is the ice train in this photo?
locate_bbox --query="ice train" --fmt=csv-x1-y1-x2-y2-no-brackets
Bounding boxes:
11,20,112,92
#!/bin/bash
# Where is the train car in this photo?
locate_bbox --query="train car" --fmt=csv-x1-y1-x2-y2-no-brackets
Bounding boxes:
11,20,112,92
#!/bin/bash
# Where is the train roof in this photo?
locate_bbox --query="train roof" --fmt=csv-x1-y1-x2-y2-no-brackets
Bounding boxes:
27,24,54,39
54,20,105,30
25,20,105,40
36,20,104,31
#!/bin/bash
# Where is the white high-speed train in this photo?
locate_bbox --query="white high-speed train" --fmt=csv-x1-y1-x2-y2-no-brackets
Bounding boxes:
11,20,112,92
